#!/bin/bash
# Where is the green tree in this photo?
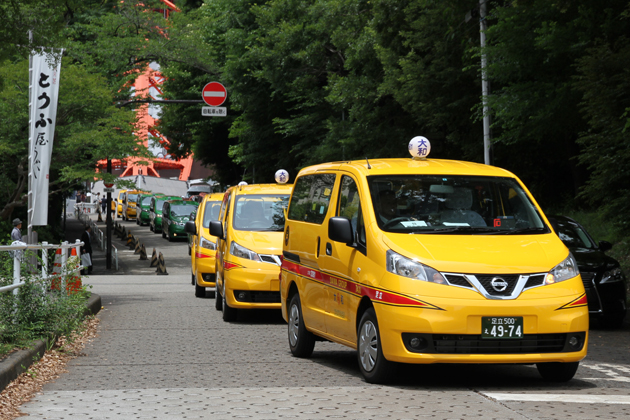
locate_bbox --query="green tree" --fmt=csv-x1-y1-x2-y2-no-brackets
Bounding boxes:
0,58,145,229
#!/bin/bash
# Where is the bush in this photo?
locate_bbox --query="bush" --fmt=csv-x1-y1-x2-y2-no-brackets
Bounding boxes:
0,247,90,358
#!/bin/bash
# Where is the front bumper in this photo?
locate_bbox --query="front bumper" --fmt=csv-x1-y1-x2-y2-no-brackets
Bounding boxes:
375,293,589,365
139,210,151,224
224,262,281,310
168,223,188,238
195,249,217,287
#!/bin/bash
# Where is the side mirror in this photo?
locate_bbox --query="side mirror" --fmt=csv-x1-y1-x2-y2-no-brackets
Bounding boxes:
599,240,613,252
184,221,197,235
209,220,224,239
328,217,354,245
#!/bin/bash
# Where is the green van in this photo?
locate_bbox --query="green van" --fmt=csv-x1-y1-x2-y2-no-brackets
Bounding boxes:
149,195,181,233
161,200,199,241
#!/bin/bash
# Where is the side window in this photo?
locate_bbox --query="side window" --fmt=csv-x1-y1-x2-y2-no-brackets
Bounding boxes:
338,176,367,250
287,173,336,224
150,199,154,212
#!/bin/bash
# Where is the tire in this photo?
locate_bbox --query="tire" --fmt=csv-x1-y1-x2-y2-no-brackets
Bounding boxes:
191,272,195,286
288,293,315,358
222,285,237,322
357,308,396,384
188,245,191,256
536,362,579,382
195,283,205,298
215,283,223,311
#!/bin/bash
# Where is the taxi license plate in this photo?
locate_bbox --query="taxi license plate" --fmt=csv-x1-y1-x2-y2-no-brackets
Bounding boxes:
481,317,523,339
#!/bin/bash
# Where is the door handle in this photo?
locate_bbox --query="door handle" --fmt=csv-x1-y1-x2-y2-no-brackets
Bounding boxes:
326,242,332,256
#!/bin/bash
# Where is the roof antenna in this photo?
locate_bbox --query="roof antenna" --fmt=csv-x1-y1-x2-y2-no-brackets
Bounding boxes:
365,157,372,169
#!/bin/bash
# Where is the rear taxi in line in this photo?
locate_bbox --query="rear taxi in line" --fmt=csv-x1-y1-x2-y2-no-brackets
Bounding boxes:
161,199,199,241
137,192,162,226
122,190,148,221
210,176,292,321
149,195,180,233
115,190,127,218
185,193,224,298
281,137,588,384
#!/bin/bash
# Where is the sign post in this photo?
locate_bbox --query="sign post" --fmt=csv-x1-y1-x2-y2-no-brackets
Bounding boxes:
105,163,112,270
201,82,227,117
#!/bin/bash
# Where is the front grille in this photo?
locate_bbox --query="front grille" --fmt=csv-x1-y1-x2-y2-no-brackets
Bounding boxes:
260,254,282,266
445,274,473,289
476,275,520,296
233,290,280,303
524,274,545,289
432,334,566,354
581,272,596,288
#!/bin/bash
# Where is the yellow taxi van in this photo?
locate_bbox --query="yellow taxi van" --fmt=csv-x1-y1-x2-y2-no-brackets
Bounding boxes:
280,138,588,384
115,190,127,218
185,192,224,298
121,190,147,221
210,179,293,321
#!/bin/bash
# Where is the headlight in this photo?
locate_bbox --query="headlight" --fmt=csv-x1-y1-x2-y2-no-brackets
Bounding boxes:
386,250,446,284
601,267,624,284
200,237,216,251
230,241,261,262
545,254,579,285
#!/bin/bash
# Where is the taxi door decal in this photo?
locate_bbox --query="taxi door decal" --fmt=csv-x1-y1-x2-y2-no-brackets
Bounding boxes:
282,260,443,310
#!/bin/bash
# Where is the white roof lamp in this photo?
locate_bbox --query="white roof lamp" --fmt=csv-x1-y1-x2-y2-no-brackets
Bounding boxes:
275,169,289,184
408,136,431,160
238,181,248,186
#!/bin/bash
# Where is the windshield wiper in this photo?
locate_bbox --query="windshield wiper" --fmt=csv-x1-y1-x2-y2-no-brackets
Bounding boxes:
412,227,500,234
493,227,548,235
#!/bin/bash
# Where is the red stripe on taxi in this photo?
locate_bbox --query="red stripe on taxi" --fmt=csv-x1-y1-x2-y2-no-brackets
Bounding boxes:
195,252,214,259
282,260,441,309
557,293,588,310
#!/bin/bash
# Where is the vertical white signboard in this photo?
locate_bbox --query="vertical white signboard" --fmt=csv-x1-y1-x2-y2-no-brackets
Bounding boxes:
30,52,62,226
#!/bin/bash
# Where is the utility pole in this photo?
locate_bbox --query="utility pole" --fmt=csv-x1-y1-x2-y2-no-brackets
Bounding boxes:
480,0,492,165
106,159,112,269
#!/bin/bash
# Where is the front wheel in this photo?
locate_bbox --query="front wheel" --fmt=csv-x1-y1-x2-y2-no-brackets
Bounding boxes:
357,308,396,384
288,293,315,358
195,283,205,298
215,283,223,311
222,286,237,322
536,362,579,382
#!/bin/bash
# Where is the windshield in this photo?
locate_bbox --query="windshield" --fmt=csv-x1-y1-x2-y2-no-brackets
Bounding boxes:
202,201,222,228
552,219,596,249
170,204,197,217
233,194,290,231
368,175,548,234
141,196,152,206
127,194,138,203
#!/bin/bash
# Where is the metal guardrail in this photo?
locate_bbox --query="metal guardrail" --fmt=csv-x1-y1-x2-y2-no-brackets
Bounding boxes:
76,205,117,270
0,241,85,295
112,244,118,271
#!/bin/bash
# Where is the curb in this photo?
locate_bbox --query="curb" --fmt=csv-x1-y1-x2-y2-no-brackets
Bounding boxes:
0,293,102,393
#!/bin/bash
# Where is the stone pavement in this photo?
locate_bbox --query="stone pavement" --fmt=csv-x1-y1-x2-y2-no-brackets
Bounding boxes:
15,214,630,419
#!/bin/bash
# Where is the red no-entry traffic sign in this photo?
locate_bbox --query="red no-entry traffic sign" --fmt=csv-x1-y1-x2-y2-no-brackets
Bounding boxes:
104,182,114,188
202,82,227,106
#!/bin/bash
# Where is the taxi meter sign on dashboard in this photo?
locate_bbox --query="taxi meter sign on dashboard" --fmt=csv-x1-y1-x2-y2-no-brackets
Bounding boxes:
202,82,227,106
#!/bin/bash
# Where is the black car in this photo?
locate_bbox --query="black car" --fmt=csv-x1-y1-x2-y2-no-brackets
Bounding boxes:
548,216,627,328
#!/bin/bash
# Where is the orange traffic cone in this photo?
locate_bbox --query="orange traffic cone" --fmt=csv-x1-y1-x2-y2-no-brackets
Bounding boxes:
67,247,83,294
51,248,63,291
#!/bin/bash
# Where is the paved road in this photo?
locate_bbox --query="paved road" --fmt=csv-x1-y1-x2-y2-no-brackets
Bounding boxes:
20,216,630,419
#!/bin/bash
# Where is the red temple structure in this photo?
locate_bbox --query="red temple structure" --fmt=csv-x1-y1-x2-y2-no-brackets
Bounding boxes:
96,0,200,181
